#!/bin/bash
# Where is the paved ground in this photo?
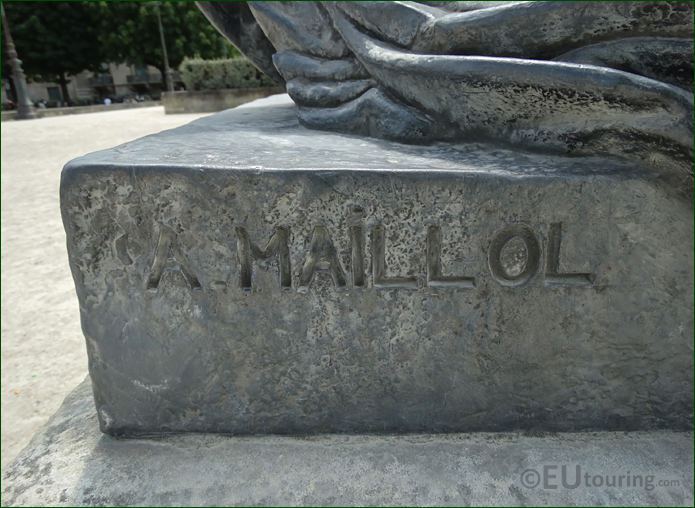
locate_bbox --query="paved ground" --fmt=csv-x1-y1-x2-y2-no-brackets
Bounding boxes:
1,107,207,471
4,380,693,506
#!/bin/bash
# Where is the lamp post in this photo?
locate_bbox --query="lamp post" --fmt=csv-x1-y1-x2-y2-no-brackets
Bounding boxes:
1,3,35,119
154,2,174,93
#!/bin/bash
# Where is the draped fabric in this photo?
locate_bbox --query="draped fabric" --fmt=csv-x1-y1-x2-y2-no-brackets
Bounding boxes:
198,1,693,182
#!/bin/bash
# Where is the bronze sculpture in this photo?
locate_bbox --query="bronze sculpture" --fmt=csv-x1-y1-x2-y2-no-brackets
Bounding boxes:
199,1,693,184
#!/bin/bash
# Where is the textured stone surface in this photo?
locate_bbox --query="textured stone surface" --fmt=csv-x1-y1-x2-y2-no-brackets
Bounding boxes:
2,380,693,507
60,95,692,436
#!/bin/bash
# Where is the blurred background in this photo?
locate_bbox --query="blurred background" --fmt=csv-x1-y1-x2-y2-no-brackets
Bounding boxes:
2,0,280,116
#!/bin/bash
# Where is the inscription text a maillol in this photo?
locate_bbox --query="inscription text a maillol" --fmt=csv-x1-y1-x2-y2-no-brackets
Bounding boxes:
144,220,593,292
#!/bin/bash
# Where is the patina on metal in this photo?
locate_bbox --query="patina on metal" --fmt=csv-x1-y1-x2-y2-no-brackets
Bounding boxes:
60,96,693,436
55,2,693,438
198,1,693,184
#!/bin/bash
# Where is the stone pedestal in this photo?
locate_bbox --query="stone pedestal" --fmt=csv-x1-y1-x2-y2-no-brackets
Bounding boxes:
60,95,692,436
2,380,692,506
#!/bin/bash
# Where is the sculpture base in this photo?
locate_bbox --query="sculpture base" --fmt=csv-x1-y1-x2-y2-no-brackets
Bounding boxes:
2,379,692,506
60,95,693,435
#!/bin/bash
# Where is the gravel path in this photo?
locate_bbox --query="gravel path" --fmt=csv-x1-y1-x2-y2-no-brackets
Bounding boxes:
1,107,206,470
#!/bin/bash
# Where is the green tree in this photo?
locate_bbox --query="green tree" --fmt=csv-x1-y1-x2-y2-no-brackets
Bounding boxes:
3,1,104,104
97,1,236,85
3,1,235,103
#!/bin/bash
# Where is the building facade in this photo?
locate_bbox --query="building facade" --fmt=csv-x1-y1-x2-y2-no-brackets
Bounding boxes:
2,63,180,107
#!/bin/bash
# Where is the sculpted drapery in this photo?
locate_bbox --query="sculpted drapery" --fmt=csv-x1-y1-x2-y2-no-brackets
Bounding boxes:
198,1,693,182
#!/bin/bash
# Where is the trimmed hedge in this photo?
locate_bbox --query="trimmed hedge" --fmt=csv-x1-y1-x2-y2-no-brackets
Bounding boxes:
179,57,276,91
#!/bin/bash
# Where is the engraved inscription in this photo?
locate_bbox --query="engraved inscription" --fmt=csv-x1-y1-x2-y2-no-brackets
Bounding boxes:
136,219,594,292
426,225,475,288
488,224,541,287
146,225,201,290
236,226,291,290
114,233,132,265
349,207,366,288
350,224,365,287
371,224,418,289
300,225,347,288
544,222,593,287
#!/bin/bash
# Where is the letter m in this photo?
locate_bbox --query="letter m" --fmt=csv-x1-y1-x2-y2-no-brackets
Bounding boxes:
236,226,291,290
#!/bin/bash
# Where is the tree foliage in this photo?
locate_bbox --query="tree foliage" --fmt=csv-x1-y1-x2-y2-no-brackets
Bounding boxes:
179,57,275,91
96,1,237,75
3,2,105,102
3,1,236,102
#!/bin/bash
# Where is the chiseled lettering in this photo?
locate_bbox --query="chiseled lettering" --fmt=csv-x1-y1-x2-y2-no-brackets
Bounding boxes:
139,218,595,292
146,225,201,291
350,224,366,287
544,222,593,287
487,224,541,287
300,225,347,288
236,226,291,290
426,225,475,288
371,224,418,289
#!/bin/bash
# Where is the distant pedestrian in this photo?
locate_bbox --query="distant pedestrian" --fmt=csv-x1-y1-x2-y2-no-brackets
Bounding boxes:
103,97,111,106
